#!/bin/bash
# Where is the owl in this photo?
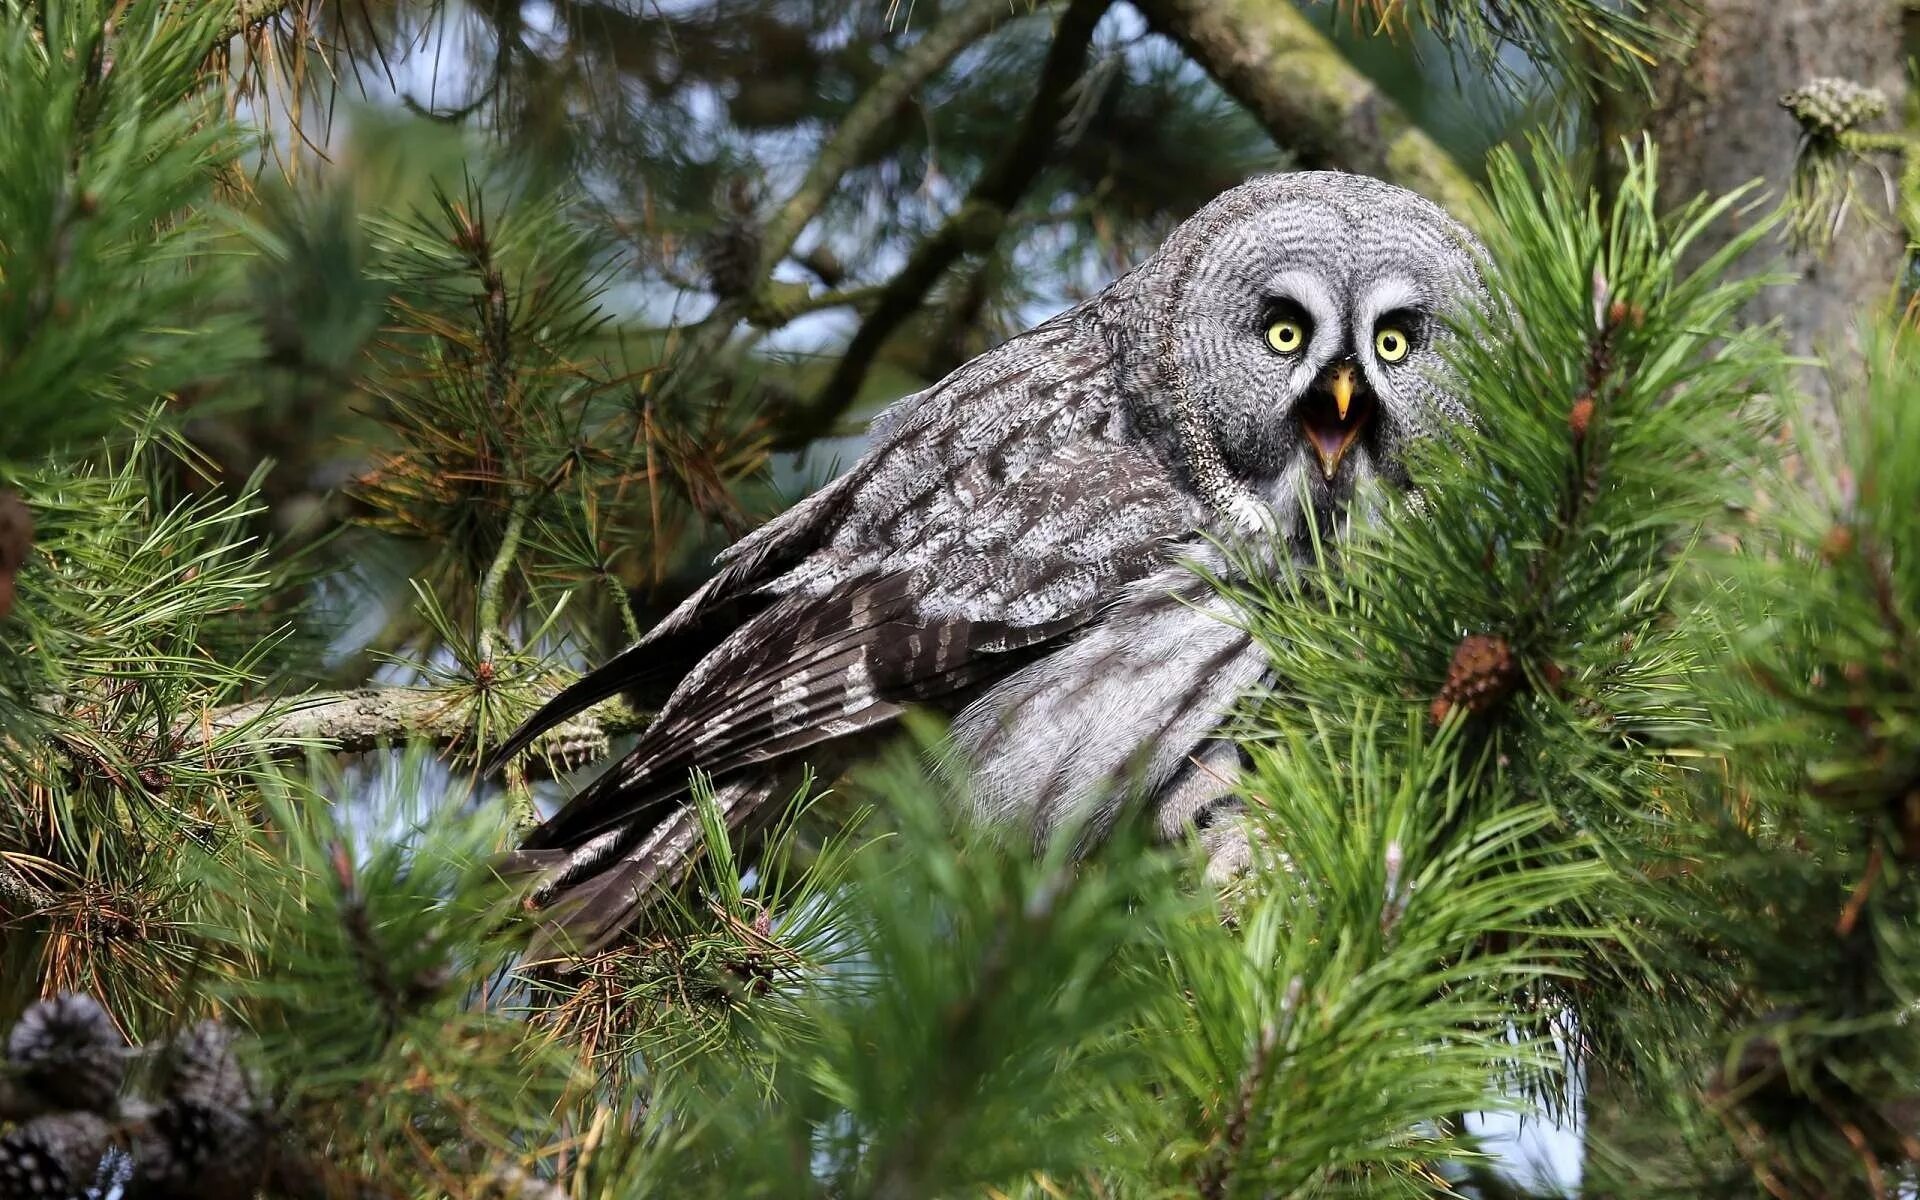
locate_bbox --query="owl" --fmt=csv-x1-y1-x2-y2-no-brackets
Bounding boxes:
490,171,1492,952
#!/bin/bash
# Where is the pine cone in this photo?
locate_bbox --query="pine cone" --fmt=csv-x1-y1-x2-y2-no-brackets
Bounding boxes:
160,1022,256,1115
125,1099,269,1200
7,993,126,1114
0,1111,113,1198
0,491,30,574
1430,633,1520,724
702,218,762,301
126,1022,269,1200
0,490,30,623
1781,77,1887,140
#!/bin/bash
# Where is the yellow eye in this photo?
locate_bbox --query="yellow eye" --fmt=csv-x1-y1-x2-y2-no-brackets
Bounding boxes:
1375,326,1410,363
1266,319,1305,354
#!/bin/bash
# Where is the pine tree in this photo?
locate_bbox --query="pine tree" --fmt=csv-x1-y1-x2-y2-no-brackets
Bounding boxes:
4,0,1919,1197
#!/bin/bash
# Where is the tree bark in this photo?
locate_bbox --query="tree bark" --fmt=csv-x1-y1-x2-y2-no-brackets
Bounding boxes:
1643,0,1908,399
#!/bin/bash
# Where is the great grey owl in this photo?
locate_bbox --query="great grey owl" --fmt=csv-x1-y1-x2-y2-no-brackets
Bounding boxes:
489,171,1492,952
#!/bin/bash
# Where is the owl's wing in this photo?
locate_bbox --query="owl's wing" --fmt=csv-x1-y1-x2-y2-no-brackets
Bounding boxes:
523,436,1197,852
483,307,1115,772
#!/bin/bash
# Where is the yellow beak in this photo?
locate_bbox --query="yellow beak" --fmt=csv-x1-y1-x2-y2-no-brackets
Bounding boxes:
1329,362,1356,421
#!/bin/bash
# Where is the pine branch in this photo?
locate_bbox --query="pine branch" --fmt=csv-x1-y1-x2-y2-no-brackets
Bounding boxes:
476,495,531,664
790,0,1110,448
215,0,302,44
177,686,646,774
0,859,56,920
1131,0,1489,227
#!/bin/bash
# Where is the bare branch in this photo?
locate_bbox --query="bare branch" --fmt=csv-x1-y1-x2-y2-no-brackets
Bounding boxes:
1131,0,1489,228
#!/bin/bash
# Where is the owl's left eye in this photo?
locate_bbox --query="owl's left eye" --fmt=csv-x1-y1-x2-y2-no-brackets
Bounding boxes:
1266,319,1307,355
1374,325,1411,363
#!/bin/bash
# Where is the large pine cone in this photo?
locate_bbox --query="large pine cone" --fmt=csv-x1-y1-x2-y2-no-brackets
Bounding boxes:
124,1022,270,1200
0,1111,114,1198
7,994,126,1114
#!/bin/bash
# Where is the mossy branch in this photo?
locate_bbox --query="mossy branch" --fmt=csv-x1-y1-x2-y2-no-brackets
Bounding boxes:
177,686,646,777
1131,0,1489,229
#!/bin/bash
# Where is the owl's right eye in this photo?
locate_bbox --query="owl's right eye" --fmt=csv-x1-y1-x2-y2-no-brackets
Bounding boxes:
1265,319,1306,354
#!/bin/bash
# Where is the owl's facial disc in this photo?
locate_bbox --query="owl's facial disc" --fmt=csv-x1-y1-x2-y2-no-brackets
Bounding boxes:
1297,359,1375,479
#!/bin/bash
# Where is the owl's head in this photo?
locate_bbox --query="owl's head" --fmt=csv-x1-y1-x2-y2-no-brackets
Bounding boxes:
1106,172,1491,546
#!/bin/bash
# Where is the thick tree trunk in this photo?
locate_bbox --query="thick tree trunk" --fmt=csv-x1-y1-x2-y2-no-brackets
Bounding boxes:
1643,0,1908,397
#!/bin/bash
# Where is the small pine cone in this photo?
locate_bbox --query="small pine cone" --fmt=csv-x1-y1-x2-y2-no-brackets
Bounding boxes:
0,1110,114,1198
1781,77,1888,140
0,491,31,574
1430,633,1520,724
7,993,127,1114
159,1022,255,1114
701,218,762,300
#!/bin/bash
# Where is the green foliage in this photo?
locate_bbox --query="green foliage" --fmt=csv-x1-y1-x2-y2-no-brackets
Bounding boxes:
0,434,304,1022
1338,0,1673,95
1574,326,1920,1196
190,744,579,1187
0,0,258,464
1127,711,1608,1198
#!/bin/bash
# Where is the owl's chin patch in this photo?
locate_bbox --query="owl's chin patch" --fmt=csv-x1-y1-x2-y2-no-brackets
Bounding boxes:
1298,388,1375,480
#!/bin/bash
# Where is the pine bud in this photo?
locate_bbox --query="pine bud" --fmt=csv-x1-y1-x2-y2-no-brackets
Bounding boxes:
0,1111,113,1196
1569,395,1595,442
8,993,127,1114
1820,523,1855,562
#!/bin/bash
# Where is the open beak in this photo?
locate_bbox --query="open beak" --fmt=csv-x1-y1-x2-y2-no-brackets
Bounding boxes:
1299,360,1374,480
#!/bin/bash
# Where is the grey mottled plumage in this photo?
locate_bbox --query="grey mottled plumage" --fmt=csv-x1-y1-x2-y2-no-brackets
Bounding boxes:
491,172,1492,953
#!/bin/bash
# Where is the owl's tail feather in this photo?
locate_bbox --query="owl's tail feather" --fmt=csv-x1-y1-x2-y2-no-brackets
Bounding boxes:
509,775,775,960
